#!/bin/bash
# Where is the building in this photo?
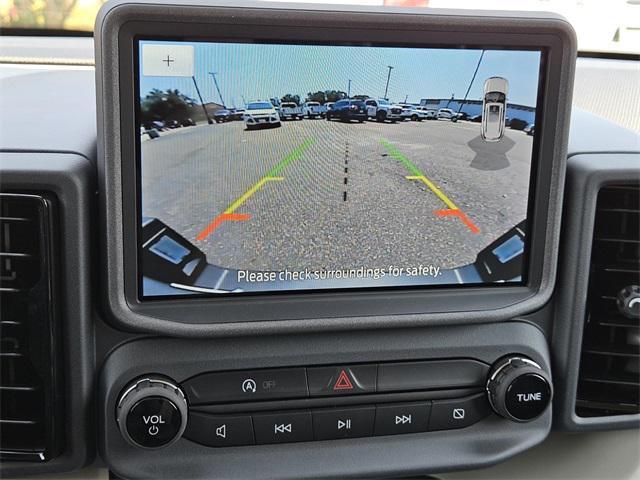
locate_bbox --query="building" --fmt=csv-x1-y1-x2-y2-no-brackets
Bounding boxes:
419,98,536,125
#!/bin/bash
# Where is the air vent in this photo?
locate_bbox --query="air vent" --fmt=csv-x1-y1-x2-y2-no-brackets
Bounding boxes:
0,193,62,461
576,184,640,417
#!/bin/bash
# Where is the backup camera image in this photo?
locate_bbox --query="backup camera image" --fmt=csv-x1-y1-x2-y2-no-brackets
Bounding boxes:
136,40,541,297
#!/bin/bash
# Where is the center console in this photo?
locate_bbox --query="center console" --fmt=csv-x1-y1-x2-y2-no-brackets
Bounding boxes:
93,1,577,478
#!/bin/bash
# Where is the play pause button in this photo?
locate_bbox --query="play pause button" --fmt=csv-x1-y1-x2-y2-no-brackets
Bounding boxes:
312,406,375,440
374,402,431,436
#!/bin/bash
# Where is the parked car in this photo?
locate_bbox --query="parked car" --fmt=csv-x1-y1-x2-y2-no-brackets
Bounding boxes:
243,101,281,129
525,123,535,136
303,101,325,118
481,76,509,141
279,102,303,120
140,126,160,139
166,120,181,129
325,102,335,112
437,108,460,122
400,104,434,121
214,109,233,123
231,108,244,120
326,99,367,122
470,114,482,122
180,118,196,127
143,120,166,131
416,106,438,120
365,99,403,122
509,118,529,131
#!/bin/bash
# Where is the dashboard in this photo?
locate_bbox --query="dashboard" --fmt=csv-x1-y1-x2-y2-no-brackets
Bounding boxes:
0,1,638,479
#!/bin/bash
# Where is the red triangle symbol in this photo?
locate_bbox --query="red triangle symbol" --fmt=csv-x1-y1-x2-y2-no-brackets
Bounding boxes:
333,370,354,391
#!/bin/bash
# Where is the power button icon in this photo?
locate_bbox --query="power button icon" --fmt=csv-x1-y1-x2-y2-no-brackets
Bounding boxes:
125,397,182,448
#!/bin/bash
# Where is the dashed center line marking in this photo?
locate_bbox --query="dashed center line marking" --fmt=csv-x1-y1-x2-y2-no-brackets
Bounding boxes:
343,141,350,202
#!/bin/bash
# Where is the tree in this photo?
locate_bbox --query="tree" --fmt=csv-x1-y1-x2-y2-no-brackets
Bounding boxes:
306,91,327,104
4,0,81,29
325,90,348,103
140,88,197,124
280,94,301,105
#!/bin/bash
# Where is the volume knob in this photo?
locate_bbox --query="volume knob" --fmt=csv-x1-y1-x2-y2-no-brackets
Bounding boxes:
116,376,188,449
486,356,552,422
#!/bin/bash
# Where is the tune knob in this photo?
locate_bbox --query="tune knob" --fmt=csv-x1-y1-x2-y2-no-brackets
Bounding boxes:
116,376,188,449
486,356,552,422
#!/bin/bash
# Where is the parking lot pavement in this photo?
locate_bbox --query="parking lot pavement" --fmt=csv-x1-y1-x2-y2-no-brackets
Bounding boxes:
141,118,533,272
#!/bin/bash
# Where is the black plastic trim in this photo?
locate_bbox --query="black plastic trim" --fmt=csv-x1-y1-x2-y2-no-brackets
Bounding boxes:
0,152,96,477
553,152,640,432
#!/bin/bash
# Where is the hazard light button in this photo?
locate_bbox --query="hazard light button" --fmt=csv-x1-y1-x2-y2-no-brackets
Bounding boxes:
307,365,377,396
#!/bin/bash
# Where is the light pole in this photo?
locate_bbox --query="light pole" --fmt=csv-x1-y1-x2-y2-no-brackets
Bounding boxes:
191,76,213,124
347,79,351,98
384,66,393,100
208,72,226,108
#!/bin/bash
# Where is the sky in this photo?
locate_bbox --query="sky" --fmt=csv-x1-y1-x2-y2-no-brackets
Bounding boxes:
139,40,541,109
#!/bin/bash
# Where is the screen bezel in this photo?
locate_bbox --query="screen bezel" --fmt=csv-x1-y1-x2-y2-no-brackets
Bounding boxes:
133,37,544,301
101,3,575,329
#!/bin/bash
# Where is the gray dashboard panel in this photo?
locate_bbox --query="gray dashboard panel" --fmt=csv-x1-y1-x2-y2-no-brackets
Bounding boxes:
0,69,96,162
99,321,552,479
94,0,577,337
553,151,640,432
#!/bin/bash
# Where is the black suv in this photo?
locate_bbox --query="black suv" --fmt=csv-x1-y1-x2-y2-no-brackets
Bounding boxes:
326,99,367,122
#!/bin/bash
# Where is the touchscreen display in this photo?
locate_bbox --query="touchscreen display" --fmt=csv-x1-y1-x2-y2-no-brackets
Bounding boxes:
136,39,542,297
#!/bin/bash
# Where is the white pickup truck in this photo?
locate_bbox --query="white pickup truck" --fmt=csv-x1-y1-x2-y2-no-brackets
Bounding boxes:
279,102,303,120
364,99,403,122
302,102,326,118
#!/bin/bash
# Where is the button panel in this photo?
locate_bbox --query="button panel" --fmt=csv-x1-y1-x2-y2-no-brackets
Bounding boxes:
182,359,488,405
181,359,494,448
184,394,490,447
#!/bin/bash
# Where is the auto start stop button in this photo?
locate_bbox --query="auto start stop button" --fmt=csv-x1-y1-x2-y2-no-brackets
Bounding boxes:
125,396,183,448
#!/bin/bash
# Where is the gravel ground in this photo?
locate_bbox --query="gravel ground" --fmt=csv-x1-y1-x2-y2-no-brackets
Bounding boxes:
141,118,532,272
